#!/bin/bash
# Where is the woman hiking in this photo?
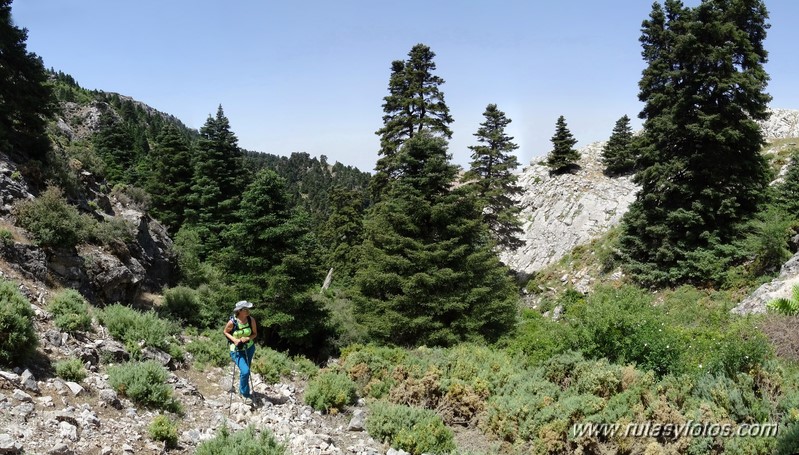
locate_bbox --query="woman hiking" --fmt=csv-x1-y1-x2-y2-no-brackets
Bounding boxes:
224,300,258,404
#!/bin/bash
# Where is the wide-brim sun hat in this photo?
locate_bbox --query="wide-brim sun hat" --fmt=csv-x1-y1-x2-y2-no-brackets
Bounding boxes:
233,300,254,312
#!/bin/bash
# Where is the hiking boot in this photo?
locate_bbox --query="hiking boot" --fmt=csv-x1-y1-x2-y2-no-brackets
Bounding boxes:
241,396,253,405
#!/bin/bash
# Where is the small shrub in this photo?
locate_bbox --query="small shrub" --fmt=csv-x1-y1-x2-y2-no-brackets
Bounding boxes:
185,330,230,369
98,304,174,357
83,215,136,246
54,357,87,382
366,401,455,455
0,279,38,366
48,289,92,333
148,414,179,449
195,426,286,455
291,356,319,379
0,228,13,246
304,370,357,414
107,360,182,413
251,348,293,383
14,186,86,249
162,286,201,325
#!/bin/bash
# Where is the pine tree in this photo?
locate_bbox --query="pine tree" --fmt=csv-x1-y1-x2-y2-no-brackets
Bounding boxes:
355,132,517,347
92,113,135,184
546,116,579,173
620,0,771,285
373,44,453,196
184,106,248,257
601,115,636,176
147,124,194,232
0,0,54,162
318,186,366,283
219,169,326,354
464,104,524,250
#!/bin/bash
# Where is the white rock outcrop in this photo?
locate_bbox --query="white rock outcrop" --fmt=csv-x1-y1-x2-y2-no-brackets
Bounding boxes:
500,141,638,276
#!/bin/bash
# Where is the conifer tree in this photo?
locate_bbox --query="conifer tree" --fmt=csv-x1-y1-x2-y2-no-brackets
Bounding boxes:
620,0,771,285
93,113,136,184
601,115,636,175
147,124,194,232
355,132,517,347
184,106,248,257
464,104,524,250
0,0,54,162
220,169,326,354
546,115,579,173
373,44,453,196
318,186,366,283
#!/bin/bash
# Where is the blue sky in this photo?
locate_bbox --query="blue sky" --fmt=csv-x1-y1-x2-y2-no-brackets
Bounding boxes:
12,1,799,172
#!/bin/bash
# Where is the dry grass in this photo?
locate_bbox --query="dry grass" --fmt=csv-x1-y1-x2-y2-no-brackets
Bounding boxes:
761,313,799,362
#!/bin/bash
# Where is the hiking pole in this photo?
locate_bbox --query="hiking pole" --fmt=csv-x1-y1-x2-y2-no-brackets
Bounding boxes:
228,360,238,416
245,348,255,406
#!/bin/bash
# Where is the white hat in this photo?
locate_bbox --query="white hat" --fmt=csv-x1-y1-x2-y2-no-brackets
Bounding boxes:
233,300,253,312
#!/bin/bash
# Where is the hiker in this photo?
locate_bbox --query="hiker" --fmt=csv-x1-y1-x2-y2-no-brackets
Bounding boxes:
224,300,258,404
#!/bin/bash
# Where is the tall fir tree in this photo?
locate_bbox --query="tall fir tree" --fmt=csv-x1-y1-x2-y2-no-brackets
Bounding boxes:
464,104,524,250
546,115,580,173
318,186,366,284
92,113,136,184
601,115,636,176
219,169,326,355
620,0,771,285
373,44,453,197
355,132,518,347
0,0,54,162
146,123,194,232
184,105,248,257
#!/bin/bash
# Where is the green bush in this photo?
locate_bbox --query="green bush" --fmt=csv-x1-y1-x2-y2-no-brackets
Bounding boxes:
83,214,137,246
195,426,286,455
367,401,455,455
0,228,13,246
107,361,182,413
98,304,175,357
162,286,202,325
185,330,230,369
304,370,357,414
48,289,92,333
0,279,38,366
148,414,179,449
251,348,293,383
567,285,683,377
776,422,799,455
14,186,86,249
54,358,87,382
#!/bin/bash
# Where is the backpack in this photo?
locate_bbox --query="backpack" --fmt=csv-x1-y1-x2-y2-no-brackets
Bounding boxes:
226,315,252,346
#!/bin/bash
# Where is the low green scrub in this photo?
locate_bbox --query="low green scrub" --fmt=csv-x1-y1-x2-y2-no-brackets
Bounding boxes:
148,414,179,449
250,348,319,383
97,304,177,358
304,370,357,414
367,401,455,455
107,361,182,414
184,330,230,369
195,426,285,455
14,186,85,249
54,358,87,382
0,279,38,366
48,289,92,333
162,286,203,326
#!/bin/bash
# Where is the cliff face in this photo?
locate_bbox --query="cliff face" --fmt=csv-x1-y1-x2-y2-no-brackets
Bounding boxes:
502,109,799,288
500,142,637,277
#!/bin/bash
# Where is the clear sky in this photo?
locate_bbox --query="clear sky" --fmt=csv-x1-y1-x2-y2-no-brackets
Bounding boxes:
11,1,799,172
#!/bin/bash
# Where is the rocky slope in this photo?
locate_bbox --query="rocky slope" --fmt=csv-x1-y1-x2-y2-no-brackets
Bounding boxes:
502,108,799,289
0,307,387,455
